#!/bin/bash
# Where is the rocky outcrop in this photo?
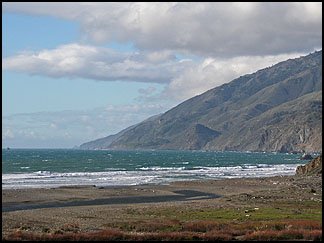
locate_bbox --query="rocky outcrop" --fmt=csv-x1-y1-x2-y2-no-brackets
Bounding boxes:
166,124,221,150
296,155,322,176
300,153,313,160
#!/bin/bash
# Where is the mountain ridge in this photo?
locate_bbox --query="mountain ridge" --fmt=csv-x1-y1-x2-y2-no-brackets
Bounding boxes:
81,50,322,153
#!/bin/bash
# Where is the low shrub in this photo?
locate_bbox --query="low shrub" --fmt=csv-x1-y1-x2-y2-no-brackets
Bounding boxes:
244,229,322,241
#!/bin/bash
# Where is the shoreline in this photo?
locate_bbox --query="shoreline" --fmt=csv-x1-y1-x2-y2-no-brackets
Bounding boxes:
2,174,322,239
2,174,321,209
2,189,221,213
2,165,302,191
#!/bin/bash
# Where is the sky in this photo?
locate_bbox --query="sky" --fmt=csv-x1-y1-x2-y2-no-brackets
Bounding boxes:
2,2,322,148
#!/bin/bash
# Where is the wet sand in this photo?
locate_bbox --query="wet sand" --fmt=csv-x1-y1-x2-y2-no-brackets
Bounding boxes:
2,175,322,237
2,189,220,212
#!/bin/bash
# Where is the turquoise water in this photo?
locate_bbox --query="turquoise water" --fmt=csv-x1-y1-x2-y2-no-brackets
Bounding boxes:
2,149,306,189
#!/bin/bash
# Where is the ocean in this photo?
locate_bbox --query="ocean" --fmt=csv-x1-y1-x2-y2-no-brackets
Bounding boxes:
2,149,307,189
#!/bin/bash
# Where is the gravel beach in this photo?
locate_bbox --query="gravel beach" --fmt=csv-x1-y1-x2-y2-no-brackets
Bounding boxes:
2,175,322,239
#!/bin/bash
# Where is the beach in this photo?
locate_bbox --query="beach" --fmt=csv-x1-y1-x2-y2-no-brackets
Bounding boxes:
2,174,322,240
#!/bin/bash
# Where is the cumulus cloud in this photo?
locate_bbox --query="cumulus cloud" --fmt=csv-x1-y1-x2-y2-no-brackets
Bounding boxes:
3,43,193,83
3,43,308,102
2,103,171,148
162,53,307,101
3,2,322,57
3,2,321,99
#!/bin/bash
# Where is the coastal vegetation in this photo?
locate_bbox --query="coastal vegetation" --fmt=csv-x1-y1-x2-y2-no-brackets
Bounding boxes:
4,202,322,241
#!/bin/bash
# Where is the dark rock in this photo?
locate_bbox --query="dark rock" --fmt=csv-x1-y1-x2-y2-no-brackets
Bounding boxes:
300,153,313,160
296,155,322,176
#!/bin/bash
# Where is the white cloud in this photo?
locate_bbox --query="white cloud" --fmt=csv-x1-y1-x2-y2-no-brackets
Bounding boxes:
3,42,309,102
3,2,322,57
162,53,306,101
138,86,157,95
3,2,321,101
3,43,194,83
2,103,171,148
49,123,57,129
3,128,15,139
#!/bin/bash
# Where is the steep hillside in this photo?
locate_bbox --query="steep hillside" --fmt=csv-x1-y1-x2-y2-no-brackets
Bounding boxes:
81,51,322,152
296,155,322,176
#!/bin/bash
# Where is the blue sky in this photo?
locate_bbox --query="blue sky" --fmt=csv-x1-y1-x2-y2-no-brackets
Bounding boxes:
2,13,79,57
2,12,165,115
2,3,322,148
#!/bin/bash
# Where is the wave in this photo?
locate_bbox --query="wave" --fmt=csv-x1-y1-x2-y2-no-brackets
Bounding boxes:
139,166,186,171
2,163,301,189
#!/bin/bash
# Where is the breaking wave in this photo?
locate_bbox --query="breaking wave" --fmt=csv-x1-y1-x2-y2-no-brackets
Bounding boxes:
2,163,300,189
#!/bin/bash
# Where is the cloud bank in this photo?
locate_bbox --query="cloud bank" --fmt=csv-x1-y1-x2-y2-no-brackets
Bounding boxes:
3,2,322,102
3,2,322,57
2,103,169,148
164,53,307,100
3,43,306,102
3,44,193,83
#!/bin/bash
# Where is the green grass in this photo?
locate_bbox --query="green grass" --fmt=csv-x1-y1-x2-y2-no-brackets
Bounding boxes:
5,219,322,241
138,200,321,222
3,199,321,241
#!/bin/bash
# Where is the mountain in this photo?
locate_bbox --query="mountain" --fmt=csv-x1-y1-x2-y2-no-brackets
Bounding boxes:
79,114,161,150
80,50,322,153
79,125,135,150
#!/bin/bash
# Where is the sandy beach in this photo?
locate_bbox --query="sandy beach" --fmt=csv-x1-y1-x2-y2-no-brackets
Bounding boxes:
2,175,322,240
